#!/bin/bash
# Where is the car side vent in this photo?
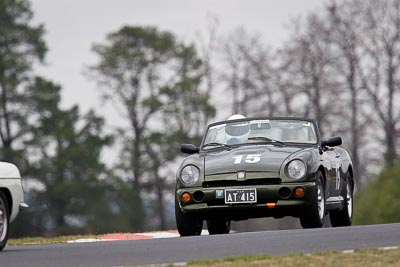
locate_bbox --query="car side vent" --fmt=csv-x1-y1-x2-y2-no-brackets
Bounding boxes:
202,178,282,188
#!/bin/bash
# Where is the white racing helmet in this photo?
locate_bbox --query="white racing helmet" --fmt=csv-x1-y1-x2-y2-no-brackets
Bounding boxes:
225,114,249,144
227,114,246,121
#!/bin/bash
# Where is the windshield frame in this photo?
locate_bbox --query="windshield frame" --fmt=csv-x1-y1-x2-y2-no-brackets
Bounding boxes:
200,117,321,151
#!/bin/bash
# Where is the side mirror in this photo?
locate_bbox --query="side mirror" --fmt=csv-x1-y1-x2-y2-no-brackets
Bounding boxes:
181,144,199,154
321,136,342,147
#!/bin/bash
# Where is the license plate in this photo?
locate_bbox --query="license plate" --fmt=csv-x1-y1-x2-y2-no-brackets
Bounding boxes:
225,189,257,204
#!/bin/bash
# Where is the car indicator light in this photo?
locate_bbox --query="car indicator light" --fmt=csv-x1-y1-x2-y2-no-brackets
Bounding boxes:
266,202,277,209
182,192,191,203
294,187,305,198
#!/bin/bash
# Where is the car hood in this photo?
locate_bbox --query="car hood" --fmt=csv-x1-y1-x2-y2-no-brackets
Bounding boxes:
204,145,305,178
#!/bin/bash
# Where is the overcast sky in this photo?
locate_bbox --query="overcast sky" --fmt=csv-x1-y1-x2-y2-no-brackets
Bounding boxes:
30,0,330,126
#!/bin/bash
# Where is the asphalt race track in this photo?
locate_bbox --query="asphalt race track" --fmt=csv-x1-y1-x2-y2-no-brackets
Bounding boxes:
1,223,400,267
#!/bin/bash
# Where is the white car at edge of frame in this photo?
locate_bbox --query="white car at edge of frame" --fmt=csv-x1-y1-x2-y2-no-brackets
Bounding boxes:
0,161,28,251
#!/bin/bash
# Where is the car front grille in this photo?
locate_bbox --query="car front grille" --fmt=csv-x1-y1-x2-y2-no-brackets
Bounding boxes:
202,178,282,188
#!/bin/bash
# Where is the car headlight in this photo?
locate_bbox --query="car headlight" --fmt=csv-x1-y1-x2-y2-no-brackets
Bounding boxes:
287,160,306,179
180,165,200,186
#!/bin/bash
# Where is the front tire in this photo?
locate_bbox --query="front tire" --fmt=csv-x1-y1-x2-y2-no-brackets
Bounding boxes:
0,191,10,251
330,174,353,227
300,171,326,228
207,219,231,235
175,196,203,236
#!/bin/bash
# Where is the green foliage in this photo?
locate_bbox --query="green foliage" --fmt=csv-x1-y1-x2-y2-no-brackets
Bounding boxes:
90,26,181,193
0,0,46,164
90,25,215,229
0,0,46,65
354,164,400,225
10,78,144,237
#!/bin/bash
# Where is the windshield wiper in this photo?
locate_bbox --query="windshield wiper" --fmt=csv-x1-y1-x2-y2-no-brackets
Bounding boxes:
248,137,286,146
202,142,232,149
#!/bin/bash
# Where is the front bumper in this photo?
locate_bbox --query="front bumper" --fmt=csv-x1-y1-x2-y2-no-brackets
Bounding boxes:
176,182,316,220
19,202,29,210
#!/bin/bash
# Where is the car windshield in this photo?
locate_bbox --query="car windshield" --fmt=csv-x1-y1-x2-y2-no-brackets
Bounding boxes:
202,119,317,148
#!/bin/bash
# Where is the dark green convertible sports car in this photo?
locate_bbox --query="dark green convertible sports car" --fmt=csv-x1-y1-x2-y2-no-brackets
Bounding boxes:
175,116,354,236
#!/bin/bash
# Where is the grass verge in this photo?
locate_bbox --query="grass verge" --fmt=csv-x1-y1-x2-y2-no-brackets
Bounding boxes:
8,235,99,246
188,247,400,267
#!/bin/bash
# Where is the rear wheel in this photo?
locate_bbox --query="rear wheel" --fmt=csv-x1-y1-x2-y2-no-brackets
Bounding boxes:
330,173,353,227
175,197,203,236
0,191,10,251
207,219,231,235
300,171,326,228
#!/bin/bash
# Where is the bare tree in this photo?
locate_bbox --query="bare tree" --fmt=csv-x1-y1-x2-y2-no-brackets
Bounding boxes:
193,15,221,126
219,28,278,116
356,0,400,166
271,55,301,116
197,15,219,99
324,1,372,185
241,41,281,116
278,14,341,136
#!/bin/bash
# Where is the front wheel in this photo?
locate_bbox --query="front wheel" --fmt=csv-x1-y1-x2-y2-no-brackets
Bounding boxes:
330,174,353,227
175,197,203,236
300,171,326,228
207,219,231,235
0,191,10,251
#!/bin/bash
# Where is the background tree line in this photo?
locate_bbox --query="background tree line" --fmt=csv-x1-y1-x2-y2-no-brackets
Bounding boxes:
0,0,399,237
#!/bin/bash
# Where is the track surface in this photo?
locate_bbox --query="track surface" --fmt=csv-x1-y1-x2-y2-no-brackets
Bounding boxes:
1,223,400,267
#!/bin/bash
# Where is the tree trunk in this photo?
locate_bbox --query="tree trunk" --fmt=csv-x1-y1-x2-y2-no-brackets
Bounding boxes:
384,122,397,166
155,175,167,230
384,50,397,166
350,88,361,185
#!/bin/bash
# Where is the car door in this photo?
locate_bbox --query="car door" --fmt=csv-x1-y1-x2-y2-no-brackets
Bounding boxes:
321,148,341,198
331,148,346,196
